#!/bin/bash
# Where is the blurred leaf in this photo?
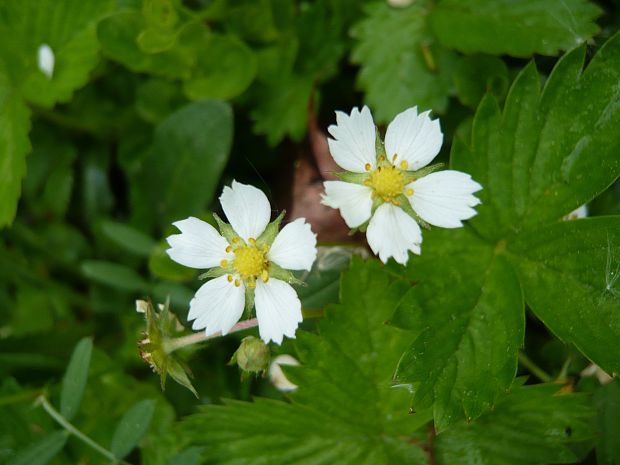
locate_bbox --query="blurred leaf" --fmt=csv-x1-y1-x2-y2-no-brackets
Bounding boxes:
101,220,157,257
136,100,233,227
137,0,180,53
509,218,620,375
110,398,156,459
7,431,68,465
60,337,93,420
430,0,601,57
0,73,31,228
184,259,429,464
184,34,256,100
10,287,55,336
394,229,523,432
594,379,620,464
435,384,593,465
149,242,197,281
81,260,149,292
166,447,204,465
453,55,509,109
136,78,186,124
351,2,455,123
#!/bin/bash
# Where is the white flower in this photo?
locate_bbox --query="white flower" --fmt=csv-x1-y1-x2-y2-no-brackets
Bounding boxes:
166,181,317,344
269,354,300,392
37,44,54,79
321,106,482,265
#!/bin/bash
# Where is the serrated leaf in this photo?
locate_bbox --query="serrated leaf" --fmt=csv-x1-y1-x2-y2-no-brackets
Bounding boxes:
594,379,620,464
60,337,93,420
453,35,620,240
435,384,594,465
394,228,523,431
135,100,233,227
0,73,31,228
81,260,149,292
183,259,429,464
430,0,601,57
110,399,156,459
7,431,68,465
508,217,620,374
351,2,455,123
101,220,157,257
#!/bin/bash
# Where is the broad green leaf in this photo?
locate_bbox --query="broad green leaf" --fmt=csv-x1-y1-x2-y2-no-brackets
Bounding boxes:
430,0,601,57
435,384,593,465
0,73,31,227
7,431,68,465
136,100,233,227
184,259,429,464
594,379,620,464
508,217,620,374
60,337,93,420
135,78,186,124
81,260,149,292
0,0,114,107
453,35,620,240
453,55,509,109
110,398,156,459
183,34,257,100
101,220,157,257
351,2,455,123
394,228,523,431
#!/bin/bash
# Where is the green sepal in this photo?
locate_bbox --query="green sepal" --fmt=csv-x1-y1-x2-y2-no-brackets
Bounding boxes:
198,267,229,280
257,210,285,247
213,212,238,244
401,162,445,184
333,171,370,184
244,285,255,314
375,126,386,160
395,195,431,229
269,263,305,286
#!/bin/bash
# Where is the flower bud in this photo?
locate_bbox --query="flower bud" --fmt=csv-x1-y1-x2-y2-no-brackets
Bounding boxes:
231,336,270,374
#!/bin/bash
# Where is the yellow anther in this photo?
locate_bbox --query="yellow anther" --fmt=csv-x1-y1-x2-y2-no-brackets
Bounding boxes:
248,280,256,289
234,279,240,287
406,188,414,196
220,259,229,268
378,155,386,162
249,237,257,245
368,164,405,200
261,269,269,283
225,245,233,253
232,237,240,243
392,154,397,162
400,160,408,170
227,274,233,282
364,163,372,171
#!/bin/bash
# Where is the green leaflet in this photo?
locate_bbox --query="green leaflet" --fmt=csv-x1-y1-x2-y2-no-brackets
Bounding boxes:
351,2,455,123
183,259,429,465
593,379,620,464
430,0,601,57
435,384,593,465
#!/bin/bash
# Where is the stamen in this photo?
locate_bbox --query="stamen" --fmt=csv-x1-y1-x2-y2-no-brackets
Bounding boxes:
261,270,269,283
364,163,371,171
249,238,256,245
378,155,386,162
220,259,229,268
227,274,233,282
406,188,414,196
225,245,232,253
232,237,240,243
392,154,397,162
234,279,240,287
400,160,408,170
248,280,256,289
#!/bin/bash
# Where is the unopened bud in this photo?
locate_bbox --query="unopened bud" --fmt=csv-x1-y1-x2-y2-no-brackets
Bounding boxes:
230,336,270,374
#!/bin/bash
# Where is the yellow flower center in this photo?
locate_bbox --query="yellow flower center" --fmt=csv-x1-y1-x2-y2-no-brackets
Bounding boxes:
234,245,267,279
368,164,405,200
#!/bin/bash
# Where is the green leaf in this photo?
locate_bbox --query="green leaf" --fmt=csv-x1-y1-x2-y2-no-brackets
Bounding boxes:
166,447,204,465
7,431,68,465
184,258,429,464
136,100,233,227
594,379,620,465
453,35,620,240
110,398,156,459
184,34,257,100
0,73,31,228
435,384,593,465
351,2,455,123
508,217,620,374
430,0,601,57
101,220,157,257
453,55,509,109
149,242,196,281
394,228,524,431
81,260,149,292
60,337,93,420
0,0,114,107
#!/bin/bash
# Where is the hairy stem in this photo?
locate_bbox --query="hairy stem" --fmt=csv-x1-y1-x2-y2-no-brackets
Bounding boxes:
518,351,552,383
163,318,259,354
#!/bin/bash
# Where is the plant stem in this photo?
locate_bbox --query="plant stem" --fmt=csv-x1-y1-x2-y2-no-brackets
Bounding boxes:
36,396,129,465
518,352,552,383
163,318,259,354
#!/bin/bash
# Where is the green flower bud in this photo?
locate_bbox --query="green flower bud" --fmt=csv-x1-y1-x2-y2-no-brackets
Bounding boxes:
230,336,270,374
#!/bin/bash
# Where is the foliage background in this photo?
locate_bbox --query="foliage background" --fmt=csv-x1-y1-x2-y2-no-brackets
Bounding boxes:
1,0,619,464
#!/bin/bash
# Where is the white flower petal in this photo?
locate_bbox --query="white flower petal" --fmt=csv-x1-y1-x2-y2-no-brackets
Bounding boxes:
384,107,443,171
269,354,300,392
268,218,317,271
166,216,232,269
327,106,377,173
366,203,422,265
220,181,272,241
408,170,482,228
321,181,373,228
255,279,302,345
188,275,245,336
37,44,54,79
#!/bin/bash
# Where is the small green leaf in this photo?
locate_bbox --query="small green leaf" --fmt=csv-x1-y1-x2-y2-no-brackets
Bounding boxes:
60,337,93,420
594,379,620,464
7,431,68,465
81,260,149,292
101,220,157,257
110,399,156,459
430,0,601,57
